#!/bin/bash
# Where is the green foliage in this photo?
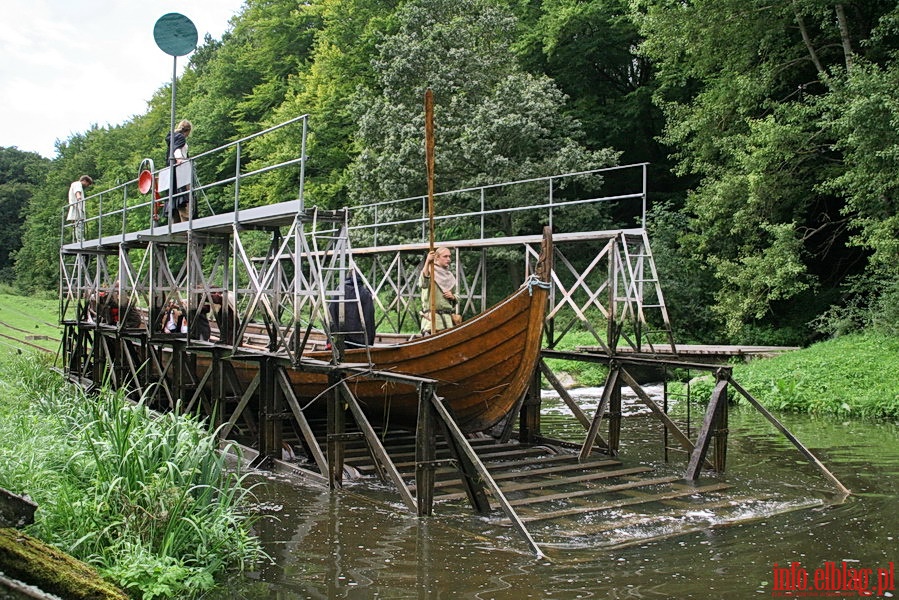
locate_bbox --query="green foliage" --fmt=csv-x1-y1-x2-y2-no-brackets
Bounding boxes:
813,271,899,338
541,329,611,387
732,332,899,420
347,0,617,232
821,59,899,279
0,353,265,599
0,147,50,284
543,357,609,388
634,0,897,339
514,0,662,164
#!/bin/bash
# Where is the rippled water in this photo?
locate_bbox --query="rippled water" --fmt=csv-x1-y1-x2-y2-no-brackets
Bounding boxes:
205,389,899,599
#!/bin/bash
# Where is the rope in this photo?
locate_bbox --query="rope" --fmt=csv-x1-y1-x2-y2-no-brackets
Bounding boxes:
524,274,551,296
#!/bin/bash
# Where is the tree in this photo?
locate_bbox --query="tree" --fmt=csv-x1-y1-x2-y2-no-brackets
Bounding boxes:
347,0,617,243
0,148,49,284
635,0,898,340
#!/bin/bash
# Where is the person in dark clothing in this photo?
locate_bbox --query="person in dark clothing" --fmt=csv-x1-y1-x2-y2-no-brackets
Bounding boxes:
328,274,376,348
211,292,238,345
164,119,192,223
189,300,212,341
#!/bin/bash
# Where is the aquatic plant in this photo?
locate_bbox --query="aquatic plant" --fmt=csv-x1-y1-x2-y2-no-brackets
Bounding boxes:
0,351,266,599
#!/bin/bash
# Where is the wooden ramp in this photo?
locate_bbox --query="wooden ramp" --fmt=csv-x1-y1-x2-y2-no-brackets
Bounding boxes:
289,426,825,552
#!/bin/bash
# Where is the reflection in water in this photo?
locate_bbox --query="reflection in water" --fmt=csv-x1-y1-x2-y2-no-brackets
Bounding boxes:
204,391,899,599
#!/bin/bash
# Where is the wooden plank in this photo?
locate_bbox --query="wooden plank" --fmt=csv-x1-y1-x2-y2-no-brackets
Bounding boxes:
685,377,728,479
437,466,651,502
409,458,621,485
507,475,682,507
407,455,616,490
336,435,495,459
486,459,622,480
0,488,37,528
517,482,731,523
346,444,552,467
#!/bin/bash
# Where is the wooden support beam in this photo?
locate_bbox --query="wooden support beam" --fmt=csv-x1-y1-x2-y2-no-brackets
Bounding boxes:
340,380,417,512
618,367,712,469
326,374,345,489
184,358,214,414
429,392,545,560
579,367,618,460
415,382,437,516
727,375,850,495
608,374,622,454
258,357,282,461
220,373,259,440
685,377,728,479
276,367,329,477
540,359,591,428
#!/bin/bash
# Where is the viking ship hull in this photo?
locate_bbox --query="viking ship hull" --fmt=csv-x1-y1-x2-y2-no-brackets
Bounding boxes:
213,230,552,433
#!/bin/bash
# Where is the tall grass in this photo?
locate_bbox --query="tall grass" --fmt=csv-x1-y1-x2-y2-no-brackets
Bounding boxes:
0,351,266,599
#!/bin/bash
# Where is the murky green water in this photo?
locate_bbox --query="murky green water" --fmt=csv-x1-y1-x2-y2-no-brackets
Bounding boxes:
205,390,899,599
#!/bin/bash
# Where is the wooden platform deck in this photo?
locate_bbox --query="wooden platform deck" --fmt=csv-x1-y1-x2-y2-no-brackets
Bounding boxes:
273,425,822,552
579,344,799,364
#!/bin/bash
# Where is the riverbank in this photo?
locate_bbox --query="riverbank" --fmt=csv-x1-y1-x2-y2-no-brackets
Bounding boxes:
0,352,266,599
546,331,899,421
729,332,899,420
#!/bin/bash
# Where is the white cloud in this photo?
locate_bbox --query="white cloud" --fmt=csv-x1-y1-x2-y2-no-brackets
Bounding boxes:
0,0,245,158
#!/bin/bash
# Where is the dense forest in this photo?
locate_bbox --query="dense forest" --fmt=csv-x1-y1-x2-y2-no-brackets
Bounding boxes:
2,0,898,346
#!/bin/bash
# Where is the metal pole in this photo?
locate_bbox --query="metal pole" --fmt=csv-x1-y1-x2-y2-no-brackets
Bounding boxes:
167,55,177,231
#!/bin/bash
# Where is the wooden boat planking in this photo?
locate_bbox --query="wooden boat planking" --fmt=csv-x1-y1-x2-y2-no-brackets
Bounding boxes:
216,227,553,433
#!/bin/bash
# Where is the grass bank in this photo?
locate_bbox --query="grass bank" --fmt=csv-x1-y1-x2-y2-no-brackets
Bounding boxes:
728,332,899,420
545,330,899,420
0,351,266,599
0,290,60,353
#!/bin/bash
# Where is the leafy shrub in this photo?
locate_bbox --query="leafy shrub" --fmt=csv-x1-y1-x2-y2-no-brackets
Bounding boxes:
0,351,266,599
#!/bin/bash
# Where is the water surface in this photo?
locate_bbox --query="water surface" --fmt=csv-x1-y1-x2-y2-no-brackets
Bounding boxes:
207,389,899,599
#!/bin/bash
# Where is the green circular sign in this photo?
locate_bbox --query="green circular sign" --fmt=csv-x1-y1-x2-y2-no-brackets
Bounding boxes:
153,13,198,57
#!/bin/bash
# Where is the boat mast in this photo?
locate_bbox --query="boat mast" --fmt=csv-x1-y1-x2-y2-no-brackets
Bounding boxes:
425,88,438,335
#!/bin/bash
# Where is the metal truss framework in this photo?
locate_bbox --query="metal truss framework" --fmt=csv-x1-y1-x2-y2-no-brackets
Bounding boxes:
57,128,696,556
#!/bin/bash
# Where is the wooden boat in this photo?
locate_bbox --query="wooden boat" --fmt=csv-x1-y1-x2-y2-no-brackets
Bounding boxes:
222,227,553,433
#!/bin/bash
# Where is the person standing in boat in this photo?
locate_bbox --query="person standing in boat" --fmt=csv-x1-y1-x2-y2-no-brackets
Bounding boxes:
164,119,192,223
420,246,460,334
66,175,93,242
329,272,376,348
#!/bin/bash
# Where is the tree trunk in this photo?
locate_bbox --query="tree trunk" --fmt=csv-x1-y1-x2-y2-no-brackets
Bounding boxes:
0,528,127,600
835,3,853,71
793,0,825,75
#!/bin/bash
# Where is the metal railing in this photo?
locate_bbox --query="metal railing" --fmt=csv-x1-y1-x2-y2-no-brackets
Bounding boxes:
348,163,648,247
60,114,309,247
